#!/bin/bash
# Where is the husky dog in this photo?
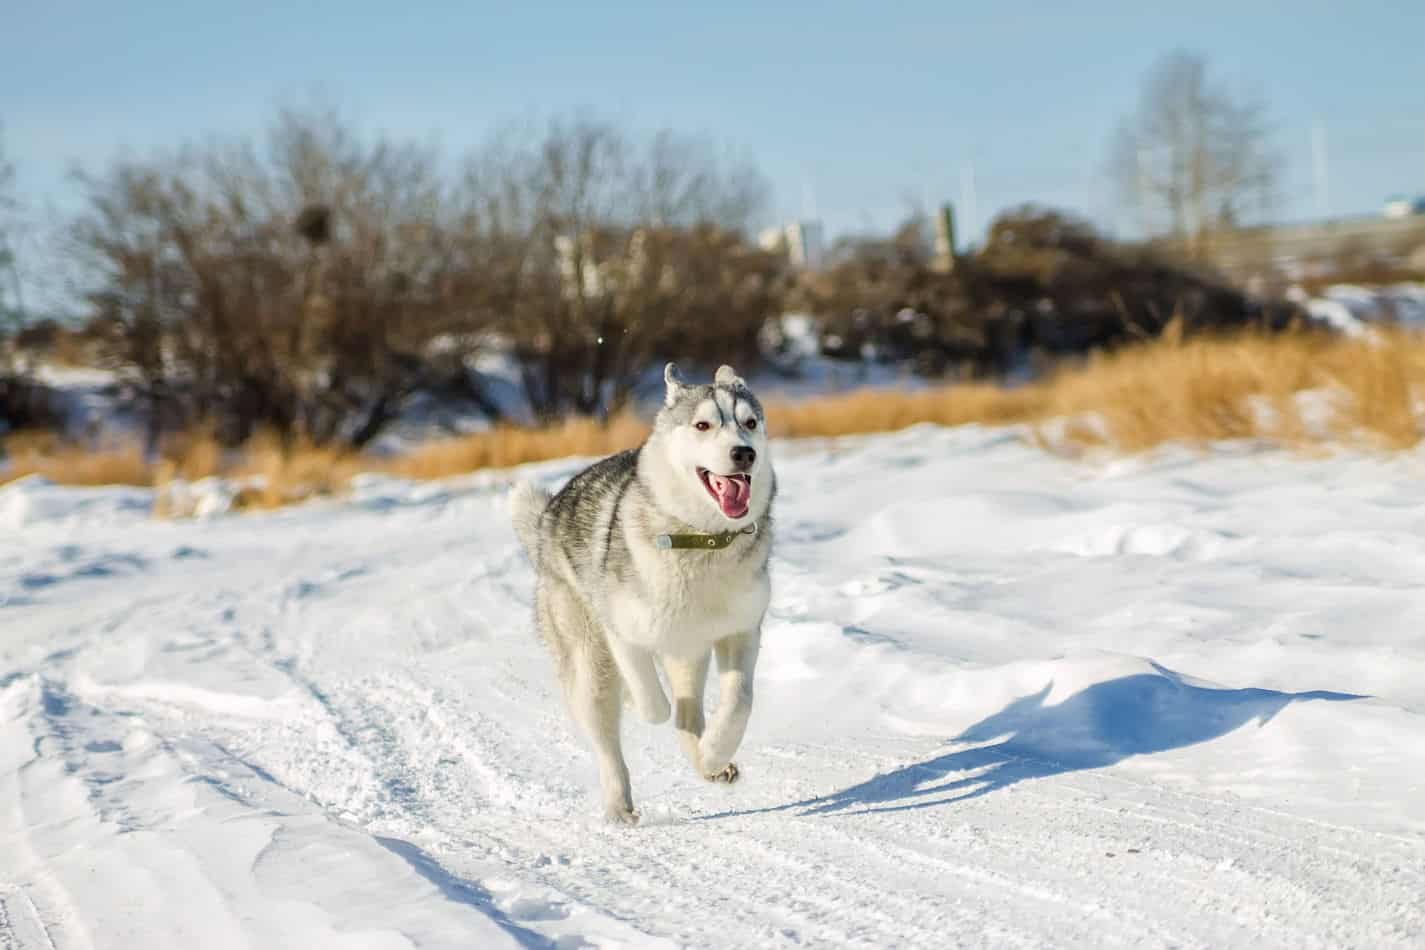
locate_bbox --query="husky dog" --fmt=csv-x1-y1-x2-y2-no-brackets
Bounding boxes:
510,363,774,824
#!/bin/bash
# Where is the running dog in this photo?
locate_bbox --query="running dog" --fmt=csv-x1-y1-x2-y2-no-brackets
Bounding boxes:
510,364,774,823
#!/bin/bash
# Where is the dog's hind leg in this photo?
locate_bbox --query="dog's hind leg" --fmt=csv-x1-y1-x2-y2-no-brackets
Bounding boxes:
698,631,761,781
566,641,638,824
574,655,638,824
663,652,721,780
542,584,638,824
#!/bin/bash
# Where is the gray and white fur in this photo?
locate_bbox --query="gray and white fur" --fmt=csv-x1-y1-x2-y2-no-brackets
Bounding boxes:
510,363,775,824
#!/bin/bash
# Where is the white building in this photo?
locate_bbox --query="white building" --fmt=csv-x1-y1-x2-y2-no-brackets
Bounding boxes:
758,220,824,270
1383,195,1425,219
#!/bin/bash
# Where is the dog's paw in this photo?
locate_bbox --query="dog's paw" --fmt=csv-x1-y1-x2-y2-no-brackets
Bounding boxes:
704,762,740,784
604,804,640,826
697,734,736,777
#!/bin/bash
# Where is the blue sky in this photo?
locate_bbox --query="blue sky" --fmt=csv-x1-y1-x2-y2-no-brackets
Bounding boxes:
4,1,1424,249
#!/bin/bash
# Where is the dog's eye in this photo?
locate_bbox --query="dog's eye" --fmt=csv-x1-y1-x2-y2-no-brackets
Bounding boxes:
743,418,757,430
694,421,711,432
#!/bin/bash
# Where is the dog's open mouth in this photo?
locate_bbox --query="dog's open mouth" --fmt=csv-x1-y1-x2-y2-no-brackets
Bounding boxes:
698,468,752,519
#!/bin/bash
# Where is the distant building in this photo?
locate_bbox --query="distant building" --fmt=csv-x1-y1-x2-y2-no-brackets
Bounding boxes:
758,220,824,270
1382,195,1425,219
553,233,605,299
756,227,781,251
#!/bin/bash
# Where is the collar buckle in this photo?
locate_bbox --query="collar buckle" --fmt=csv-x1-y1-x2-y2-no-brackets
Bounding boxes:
655,520,759,552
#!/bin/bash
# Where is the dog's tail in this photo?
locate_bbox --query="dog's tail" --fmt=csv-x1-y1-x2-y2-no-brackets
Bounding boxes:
509,481,551,558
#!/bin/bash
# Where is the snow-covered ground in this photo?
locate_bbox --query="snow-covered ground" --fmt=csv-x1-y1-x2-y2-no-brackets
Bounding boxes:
3,425,1425,948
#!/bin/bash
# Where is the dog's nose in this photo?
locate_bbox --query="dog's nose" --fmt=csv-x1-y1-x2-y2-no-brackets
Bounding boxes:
730,445,756,469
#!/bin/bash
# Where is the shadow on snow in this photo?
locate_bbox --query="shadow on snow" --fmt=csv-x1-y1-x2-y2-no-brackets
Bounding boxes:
703,662,1364,820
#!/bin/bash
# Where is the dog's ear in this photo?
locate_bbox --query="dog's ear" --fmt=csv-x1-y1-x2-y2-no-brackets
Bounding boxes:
714,364,745,389
663,362,686,407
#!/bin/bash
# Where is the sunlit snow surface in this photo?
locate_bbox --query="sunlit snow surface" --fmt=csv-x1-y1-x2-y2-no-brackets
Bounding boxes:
3,424,1424,948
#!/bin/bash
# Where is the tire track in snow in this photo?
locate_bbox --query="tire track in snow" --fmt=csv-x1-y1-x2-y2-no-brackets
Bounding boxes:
0,885,58,950
11,440,1425,947
244,554,1425,948
204,649,942,946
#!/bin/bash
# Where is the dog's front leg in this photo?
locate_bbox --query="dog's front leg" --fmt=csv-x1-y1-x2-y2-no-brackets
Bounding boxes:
699,630,760,780
663,652,710,777
607,636,671,724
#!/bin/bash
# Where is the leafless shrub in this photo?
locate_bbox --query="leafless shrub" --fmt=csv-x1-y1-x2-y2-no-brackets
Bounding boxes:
792,206,1300,378
67,111,783,441
0,127,65,437
69,108,498,448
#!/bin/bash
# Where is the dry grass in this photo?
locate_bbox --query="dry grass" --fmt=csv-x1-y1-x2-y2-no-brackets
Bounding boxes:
767,383,1051,440
150,430,368,514
1040,325,1425,452
384,415,650,481
0,430,151,487
223,433,362,510
5,326,1425,515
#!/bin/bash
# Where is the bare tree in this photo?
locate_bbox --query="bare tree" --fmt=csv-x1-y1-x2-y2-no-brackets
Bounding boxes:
0,125,22,347
460,116,780,420
69,108,497,448
0,129,64,436
1111,52,1278,249
64,109,780,440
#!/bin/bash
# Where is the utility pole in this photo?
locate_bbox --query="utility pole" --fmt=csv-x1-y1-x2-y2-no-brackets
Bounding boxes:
932,204,957,272
959,162,977,247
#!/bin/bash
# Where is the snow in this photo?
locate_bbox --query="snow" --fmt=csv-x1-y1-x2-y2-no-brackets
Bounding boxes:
1382,283,1425,327
1303,296,1370,336
24,365,137,442
1296,282,1425,336
4,424,1425,947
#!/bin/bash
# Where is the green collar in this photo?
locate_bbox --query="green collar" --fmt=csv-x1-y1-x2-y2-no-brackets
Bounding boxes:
655,521,759,551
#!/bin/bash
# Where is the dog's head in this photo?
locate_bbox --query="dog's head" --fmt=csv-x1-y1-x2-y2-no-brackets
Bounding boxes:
648,363,773,527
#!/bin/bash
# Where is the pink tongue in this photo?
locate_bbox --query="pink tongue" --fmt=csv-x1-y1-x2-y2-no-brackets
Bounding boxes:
709,474,750,516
